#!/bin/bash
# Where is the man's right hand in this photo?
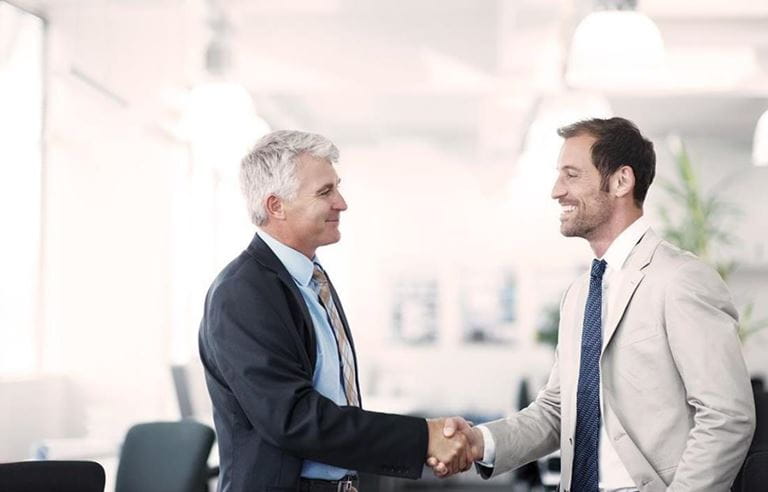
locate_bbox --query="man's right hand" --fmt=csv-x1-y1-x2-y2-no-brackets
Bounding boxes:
425,418,473,476
426,417,484,478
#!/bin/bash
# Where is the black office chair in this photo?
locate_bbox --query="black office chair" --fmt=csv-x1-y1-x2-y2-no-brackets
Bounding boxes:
115,420,215,492
0,460,105,492
732,389,768,491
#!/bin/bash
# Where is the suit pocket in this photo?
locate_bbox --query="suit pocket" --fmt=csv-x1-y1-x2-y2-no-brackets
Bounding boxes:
615,324,661,347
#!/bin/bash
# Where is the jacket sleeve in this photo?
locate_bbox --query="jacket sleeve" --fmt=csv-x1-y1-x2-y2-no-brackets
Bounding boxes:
476,283,576,479
664,259,755,491
477,346,562,479
204,276,428,479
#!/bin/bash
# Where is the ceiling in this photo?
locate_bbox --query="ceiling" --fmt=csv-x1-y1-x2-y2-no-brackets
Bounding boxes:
8,0,768,150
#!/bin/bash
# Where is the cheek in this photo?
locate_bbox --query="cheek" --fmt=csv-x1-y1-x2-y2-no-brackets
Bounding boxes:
310,206,330,225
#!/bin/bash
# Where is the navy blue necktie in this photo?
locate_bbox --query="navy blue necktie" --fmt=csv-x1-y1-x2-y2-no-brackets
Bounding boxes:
572,259,607,492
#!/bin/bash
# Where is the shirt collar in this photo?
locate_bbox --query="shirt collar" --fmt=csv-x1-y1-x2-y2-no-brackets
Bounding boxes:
256,229,317,287
601,215,650,271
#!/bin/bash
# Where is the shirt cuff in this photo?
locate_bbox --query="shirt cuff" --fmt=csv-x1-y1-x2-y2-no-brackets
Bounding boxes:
477,425,496,467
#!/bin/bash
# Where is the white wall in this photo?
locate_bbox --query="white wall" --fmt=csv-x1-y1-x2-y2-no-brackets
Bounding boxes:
23,4,197,453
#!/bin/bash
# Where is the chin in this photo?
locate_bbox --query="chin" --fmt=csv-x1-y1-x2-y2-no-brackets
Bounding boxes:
560,223,584,238
321,231,341,245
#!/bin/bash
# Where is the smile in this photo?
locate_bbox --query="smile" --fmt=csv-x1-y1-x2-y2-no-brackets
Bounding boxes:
560,204,576,220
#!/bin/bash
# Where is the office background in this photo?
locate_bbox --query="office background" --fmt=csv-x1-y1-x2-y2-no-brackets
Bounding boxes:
1,0,767,489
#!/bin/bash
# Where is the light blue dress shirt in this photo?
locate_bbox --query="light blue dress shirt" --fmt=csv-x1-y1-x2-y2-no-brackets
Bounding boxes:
257,230,354,480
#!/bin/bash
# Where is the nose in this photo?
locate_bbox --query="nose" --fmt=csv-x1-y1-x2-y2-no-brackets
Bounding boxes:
334,190,348,211
551,176,565,200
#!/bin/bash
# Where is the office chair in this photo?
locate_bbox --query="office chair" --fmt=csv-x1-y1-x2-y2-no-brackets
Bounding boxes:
0,460,105,492
732,389,768,491
115,420,215,492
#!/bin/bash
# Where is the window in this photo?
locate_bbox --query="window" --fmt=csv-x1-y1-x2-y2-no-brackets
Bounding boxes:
0,1,45,374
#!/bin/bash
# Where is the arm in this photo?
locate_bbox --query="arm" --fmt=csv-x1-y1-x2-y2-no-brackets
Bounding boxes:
664,259,756,491
204,277,429,478
427,351,564,479
477,349,562,478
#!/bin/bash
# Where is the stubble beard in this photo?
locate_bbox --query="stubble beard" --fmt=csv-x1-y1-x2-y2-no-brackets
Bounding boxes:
560,193,613,240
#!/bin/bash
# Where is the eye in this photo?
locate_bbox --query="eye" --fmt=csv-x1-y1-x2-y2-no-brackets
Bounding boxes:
318,188,332,196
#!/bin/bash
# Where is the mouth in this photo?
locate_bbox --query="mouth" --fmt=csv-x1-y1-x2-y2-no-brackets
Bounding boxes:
559,204,576,220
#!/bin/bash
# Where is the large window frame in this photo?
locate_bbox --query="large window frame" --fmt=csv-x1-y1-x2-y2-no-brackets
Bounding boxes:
0,1,46,375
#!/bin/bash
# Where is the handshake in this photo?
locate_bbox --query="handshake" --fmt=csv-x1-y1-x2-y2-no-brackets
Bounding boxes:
425,416,485,478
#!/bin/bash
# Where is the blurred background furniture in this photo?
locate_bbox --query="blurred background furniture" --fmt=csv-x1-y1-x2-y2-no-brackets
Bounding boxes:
114,421,215,492
732,378,768,492
0,460,105,492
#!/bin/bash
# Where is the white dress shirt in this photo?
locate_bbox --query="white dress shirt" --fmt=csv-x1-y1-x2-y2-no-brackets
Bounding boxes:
479,216,650,491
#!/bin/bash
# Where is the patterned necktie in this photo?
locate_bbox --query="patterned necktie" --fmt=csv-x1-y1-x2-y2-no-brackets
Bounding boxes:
311,264,360,407
572,259,607,492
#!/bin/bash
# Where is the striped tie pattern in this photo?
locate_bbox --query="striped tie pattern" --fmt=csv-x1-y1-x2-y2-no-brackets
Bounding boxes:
311,264,360,407
572,259,607,492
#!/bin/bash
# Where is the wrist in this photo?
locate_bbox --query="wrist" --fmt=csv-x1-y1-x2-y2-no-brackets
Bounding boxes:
472,427,485,461
426,418,442,455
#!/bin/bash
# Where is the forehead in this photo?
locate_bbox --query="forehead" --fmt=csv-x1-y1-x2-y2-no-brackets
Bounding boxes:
557,134,597,171
296,153,338,184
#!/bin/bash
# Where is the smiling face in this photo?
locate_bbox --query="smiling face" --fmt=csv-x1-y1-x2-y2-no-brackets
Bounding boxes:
279,153,347,257
551,134,614,241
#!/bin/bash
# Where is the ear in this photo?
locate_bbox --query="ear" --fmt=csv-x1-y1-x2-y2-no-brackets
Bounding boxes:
611,165,635,199
265,194,286,221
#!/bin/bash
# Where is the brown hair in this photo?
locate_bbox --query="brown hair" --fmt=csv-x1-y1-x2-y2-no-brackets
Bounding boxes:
557,117,655,207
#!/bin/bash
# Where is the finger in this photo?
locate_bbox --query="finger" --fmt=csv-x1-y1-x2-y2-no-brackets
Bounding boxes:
458,448,468,472
443,417,456,437
463,446,474,469
426,456,438,468
463,444,475,471
434,462,448,477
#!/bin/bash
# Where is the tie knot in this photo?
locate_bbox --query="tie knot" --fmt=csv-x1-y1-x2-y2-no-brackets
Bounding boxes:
312,264,329,287
591,259,607,279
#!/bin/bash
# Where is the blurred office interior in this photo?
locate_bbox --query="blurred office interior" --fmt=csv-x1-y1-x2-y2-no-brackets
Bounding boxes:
1,0,767,490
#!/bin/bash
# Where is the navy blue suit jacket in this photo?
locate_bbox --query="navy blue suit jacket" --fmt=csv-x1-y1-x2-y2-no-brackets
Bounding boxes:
199,233,428,491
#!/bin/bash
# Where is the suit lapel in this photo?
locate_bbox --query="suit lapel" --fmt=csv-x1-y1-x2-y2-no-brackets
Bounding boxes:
603,271,645,349
245,233,317,359
602,229,662,350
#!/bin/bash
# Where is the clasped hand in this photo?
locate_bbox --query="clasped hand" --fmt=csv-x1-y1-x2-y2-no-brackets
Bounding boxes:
425,416,484,478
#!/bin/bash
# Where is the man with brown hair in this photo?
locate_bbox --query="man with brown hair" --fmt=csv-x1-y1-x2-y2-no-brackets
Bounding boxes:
435,117,755,491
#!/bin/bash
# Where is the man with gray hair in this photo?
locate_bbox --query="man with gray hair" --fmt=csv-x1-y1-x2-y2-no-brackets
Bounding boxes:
199,130,473,492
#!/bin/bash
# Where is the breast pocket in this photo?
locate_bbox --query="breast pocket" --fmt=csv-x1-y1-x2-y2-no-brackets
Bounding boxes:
615,323,662,348
615,326,667,391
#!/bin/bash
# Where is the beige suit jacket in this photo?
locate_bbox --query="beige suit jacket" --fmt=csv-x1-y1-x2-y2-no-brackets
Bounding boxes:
482,229,755,491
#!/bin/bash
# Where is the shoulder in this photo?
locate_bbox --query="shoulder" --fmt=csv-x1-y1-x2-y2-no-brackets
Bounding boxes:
207,250,283,307
649,241,732,303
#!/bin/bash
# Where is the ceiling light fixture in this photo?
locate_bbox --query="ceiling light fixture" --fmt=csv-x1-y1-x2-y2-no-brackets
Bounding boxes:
566,0,665,90
177,1,269,176
753,109,768,167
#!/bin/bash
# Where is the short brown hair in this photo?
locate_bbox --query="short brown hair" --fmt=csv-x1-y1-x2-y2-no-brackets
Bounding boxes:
557,117,655,207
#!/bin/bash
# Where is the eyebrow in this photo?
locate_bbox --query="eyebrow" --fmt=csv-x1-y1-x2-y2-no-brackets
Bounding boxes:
316,178,341,193
558,165,580,172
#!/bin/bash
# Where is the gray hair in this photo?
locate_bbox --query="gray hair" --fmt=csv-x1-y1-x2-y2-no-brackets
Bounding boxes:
240,130,340,226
